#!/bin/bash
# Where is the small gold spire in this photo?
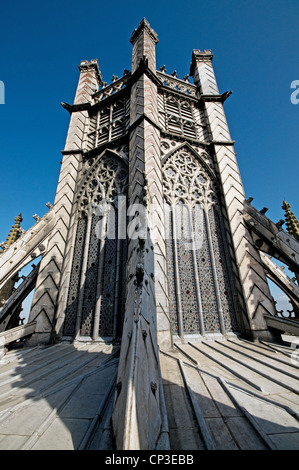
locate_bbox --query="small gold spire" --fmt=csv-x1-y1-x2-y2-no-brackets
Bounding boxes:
5,213,23,247
282,201,299,239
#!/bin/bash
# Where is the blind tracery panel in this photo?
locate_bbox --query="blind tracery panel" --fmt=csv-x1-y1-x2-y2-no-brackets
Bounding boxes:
162,147,238,336
63,217,87,336
63,153,128,339
80,215,100,336
209,207,239,332
177,205,201,333
194,209,220,333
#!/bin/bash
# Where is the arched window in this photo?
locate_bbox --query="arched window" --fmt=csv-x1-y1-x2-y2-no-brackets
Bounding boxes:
63,152,128,340
162,147,239,337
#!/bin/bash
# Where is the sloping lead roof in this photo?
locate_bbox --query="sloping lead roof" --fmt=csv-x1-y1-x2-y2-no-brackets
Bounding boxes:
160,337,299,450
0,337,298,450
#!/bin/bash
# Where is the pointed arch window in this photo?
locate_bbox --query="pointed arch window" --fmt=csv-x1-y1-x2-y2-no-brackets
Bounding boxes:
63,152,128,340
162,146,239,337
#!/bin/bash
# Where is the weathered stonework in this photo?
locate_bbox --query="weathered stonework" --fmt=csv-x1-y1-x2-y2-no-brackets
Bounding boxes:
1,18,299,451
27,61,102,345
112,19,170,450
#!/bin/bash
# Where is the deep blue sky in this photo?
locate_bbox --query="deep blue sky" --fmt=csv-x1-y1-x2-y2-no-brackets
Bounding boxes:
0,0,298,242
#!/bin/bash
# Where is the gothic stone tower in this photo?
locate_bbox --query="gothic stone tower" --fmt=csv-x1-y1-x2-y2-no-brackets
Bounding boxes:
25,18,278,447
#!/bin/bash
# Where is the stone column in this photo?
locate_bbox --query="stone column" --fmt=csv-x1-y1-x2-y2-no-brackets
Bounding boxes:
190,50,275,340
112,19,170,450
28,60,102,345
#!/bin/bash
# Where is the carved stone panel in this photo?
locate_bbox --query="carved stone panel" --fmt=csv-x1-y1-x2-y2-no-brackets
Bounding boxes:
162,147,239,336
63,152,128,339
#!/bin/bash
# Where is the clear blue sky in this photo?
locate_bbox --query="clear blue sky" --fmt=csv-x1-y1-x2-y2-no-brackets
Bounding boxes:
0,0,298,241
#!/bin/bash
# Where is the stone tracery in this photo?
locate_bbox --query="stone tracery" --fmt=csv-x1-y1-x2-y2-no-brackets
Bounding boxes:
163,148,217,208
64,152,128,339
77,152,128,216
162,147,238,337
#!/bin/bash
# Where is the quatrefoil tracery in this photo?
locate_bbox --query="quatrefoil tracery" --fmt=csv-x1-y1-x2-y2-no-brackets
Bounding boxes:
163,150,217,208
78,154,128,216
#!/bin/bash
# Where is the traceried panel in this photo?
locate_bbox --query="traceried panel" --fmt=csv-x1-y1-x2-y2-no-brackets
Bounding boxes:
116,235,127,338
99,235,118,336
165,204,201,334
80,215,100,336
158,91,208,142
63,217,87,336
208,206,239,332
163,149,217,207
162,147,238,336
78,152,128,214
165,208,179,334
63,152,128,339
194,211,220,333
177,204,201,333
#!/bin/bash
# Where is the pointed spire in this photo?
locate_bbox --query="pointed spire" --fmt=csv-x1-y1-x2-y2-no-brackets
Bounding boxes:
282,200,299,239
130,18,158,73
5,213,23,247
130,18,159,46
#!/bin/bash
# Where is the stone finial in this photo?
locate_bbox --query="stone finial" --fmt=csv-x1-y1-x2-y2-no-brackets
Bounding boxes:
130,18,159,46
282,200,299,239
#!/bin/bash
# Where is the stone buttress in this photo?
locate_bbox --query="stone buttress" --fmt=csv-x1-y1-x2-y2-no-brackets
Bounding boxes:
111,18,171,450
27,60,102,344
190,50,276,340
